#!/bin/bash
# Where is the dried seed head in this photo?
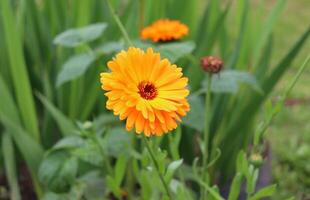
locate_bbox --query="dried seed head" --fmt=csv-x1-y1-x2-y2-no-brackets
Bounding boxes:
200,56,224,74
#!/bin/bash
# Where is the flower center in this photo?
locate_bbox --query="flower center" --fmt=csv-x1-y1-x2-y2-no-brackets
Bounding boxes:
138,81,157,100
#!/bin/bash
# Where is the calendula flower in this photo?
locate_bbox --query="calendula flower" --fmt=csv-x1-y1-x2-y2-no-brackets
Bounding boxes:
201,56,224,74
100,47,190,136
141,19,189,42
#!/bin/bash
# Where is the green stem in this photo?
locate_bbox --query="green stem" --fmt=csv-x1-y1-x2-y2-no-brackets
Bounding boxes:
255,55,310,144
203,74,212,165
281,55,310,101
139,0,145,33
106,0,133,46
202,73,212,199
142,136,172,199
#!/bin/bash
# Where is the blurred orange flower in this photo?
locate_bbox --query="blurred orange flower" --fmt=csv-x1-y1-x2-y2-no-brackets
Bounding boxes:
140,19,189,42
100,47,190,136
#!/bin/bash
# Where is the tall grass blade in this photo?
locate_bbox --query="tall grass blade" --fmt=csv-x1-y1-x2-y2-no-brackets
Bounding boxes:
0,0,40,141
262,26,310,94
0,75,44,174
2,132,22,200
36,93,75,136
167,0,199,36
226,0,250,69
0,75,21,124
255,35,274,80
252,0,286,68
0,116,44,197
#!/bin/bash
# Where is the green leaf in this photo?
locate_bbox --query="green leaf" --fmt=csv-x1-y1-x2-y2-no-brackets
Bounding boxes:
72,139,103,166
0,116,44,174
209,185,221,200
95,41,124,55
104,127,132,157
56,53,96,87
156,41,196,63
262,26,310,95
284,197,295,200
198,180,224,200
249,184,277,200
162,195,170,200
138,170,153,200
36,93,75,136
78,171,106,199
228,173,243,200
53,23,108,47
207,187,224,200
53,136,85,150
133,40,153,49
134,40,196,62
168,127,182,160
247,167,259,195
0,75,20,124
42,183,86,200
202,70,263,94
252,0,286,67
225,0,249,69
65,182,85,200
183,95,205,132
165,159,183,182
42,192,66,200
106,176,121,199
236,151,248,176
93,113,120,133
2,132,22,200
155,148,168,175
115,155,127,186
39,151,78,193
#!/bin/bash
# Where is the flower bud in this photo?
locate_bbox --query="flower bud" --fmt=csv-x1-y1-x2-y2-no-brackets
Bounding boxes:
249,153,263,167
82,121,93,130
201,56,223,74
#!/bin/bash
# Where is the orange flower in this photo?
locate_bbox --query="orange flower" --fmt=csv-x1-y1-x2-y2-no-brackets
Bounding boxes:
140,19,189,42
100,47,190,136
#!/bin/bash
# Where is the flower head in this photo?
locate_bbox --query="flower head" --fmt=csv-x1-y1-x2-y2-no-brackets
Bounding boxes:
249,153,263,167
201,56,223,74
100,47,190,136
140,19,189,42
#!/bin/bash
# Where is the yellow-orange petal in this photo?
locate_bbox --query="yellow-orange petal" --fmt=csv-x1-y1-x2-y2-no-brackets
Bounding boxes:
100,47,190,136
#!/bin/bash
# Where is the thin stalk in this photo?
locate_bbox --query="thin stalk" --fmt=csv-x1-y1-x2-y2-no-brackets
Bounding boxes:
139,0,145,33
142,136,172,199
106,0,133,46
202,73,212,199
255,55,310,144
281,55,310,100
